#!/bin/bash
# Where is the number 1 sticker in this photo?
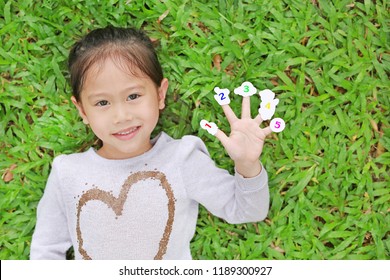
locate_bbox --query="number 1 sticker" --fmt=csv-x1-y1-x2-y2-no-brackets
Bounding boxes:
270,118,285,133
200,119,218,135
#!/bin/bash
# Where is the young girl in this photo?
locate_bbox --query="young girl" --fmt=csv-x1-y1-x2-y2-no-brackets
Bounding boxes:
30,26,273,260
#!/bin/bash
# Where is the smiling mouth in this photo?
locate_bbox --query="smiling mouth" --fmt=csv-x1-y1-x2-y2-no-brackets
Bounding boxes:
112,126,140,139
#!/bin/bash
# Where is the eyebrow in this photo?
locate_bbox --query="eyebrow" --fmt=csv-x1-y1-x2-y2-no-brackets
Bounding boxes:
87,86,145,101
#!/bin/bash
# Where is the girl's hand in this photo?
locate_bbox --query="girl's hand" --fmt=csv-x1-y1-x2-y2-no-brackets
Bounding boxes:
214,96,272,178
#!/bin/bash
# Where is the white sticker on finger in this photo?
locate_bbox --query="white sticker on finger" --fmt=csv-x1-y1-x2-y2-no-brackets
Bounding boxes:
200,119,218,135
258,89,279,120
270,118,286,133
234,81,257,97
213,87,231,105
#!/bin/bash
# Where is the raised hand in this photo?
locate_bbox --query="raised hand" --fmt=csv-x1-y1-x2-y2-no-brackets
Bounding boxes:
215,97,271,163
215,96,272,178
201,83,284,178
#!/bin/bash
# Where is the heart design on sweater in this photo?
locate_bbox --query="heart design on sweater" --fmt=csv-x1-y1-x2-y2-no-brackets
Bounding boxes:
76,171,175,260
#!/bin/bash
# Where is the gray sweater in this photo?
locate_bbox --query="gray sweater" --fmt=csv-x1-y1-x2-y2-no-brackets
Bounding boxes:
30,132,269,260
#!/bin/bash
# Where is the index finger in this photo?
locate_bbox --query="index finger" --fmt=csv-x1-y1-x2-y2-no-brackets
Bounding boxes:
221,104,238,125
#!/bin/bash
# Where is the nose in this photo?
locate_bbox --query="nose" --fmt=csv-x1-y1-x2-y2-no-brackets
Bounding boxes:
113,103,133,124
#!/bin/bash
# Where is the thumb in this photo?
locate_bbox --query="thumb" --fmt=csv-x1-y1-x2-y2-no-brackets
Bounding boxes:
215,129,230,148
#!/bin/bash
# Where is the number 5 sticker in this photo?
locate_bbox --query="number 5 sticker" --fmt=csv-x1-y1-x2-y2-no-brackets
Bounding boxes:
270,118,285,133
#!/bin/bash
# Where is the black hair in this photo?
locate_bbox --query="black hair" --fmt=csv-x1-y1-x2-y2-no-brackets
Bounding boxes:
68,26,163,101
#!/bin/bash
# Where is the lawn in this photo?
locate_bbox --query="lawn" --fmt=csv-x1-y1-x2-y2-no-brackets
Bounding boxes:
0,0,389,260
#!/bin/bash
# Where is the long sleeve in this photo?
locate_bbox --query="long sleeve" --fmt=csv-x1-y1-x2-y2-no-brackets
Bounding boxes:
30,157,72,259
29,133,270,260
180,136,270,224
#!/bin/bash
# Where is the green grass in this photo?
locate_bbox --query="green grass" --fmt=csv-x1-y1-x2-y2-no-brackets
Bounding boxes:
0,0,389,260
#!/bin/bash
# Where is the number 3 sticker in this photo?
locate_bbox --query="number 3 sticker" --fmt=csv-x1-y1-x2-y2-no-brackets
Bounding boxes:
270,118,285,133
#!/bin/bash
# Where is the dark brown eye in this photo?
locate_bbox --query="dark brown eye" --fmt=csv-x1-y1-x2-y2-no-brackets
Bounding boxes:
127,94,140,101
96,100,109,106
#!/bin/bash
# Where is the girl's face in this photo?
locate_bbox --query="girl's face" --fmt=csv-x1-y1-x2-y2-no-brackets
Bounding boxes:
71,58,168,159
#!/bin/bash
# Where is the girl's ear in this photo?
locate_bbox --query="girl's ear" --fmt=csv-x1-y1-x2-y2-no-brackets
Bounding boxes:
71,96,89,125
158,78,169,110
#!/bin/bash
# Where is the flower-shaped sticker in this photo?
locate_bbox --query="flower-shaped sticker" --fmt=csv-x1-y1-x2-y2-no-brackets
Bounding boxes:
258,89,279,120
200,120,218,135
213,87,231,105
234,81,257,97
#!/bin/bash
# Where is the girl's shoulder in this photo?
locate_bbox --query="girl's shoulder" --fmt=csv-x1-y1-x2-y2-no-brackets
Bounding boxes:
159,132,209,155
157,133,211,168
51,148,95,170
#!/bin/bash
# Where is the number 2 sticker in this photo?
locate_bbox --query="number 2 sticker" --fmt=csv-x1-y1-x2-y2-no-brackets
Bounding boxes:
214,87,231,105
270,118,285,133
